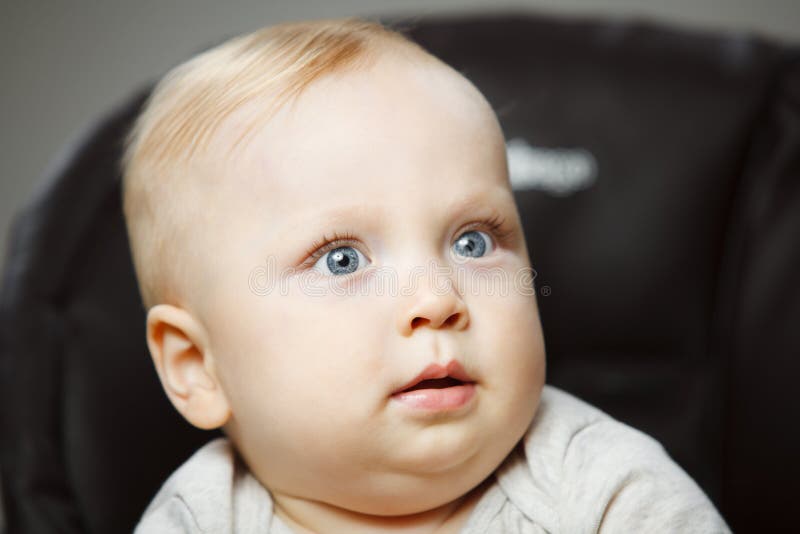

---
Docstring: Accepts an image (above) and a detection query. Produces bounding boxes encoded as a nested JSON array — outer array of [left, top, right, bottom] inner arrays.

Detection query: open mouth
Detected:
[[400, 376, 466, 392], [392, 361, 475, 396], [390, 363, 477, 411]]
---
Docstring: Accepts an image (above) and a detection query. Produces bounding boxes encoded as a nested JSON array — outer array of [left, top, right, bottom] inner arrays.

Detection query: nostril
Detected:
[[443, 313, 461, 327], [411, 317, 428, 328]]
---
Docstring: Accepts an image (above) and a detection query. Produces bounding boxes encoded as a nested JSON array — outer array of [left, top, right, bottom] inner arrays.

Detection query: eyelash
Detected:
[[303, 231, 361, 266], [462, 213, 514, 244], [302, 213, 515, 266]]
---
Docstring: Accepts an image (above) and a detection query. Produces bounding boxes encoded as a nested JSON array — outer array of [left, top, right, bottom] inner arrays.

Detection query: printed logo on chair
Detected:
[[506, 138, 597, 196]]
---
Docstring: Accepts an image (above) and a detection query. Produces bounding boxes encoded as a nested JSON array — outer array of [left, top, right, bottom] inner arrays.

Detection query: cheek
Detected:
[[468, 287, 546, 395], [211, 285, 389, 421]]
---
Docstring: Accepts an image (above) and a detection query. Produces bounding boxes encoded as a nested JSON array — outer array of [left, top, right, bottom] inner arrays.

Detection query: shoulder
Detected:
[[509, 385, 660, 488], [495, 385, 730, 532], [135, 437, 273, 534], [526, 384, 667, 465]]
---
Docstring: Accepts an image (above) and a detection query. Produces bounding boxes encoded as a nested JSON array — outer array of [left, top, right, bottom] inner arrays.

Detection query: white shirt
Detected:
[[136, 385, 730, 533]]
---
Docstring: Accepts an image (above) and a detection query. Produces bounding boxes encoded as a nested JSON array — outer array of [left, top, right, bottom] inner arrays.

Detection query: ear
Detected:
[[146, 304, 231, 430]]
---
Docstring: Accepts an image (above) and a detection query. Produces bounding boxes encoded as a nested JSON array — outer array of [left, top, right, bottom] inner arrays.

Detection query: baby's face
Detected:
[[197, 53, 546, 515]]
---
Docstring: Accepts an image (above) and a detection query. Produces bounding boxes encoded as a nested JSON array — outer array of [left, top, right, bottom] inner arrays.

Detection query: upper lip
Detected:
[[392, 360, 474, 395]]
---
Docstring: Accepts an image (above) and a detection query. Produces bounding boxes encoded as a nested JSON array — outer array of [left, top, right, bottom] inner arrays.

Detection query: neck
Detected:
[[272, 476, 493, 534]]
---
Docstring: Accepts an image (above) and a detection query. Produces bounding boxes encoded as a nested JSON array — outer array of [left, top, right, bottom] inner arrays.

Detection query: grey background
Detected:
[[1, 0, 799, 274]]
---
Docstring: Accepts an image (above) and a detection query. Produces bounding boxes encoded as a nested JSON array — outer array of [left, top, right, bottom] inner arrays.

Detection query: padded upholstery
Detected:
[[2, 12, 798, 533]]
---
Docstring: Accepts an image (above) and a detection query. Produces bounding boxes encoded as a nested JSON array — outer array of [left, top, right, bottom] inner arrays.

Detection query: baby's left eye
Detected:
[[452, 230, 494, 258]]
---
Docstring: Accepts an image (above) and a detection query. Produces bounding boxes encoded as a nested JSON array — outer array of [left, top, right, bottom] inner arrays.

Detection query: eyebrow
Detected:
[[443, 189, 512, 220], [297, 203, 386, 229], [282, 187, 513, 246], [303, 188, 510, 225]]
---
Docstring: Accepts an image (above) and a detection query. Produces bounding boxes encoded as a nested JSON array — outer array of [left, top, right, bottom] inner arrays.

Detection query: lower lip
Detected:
[[391, 383, 476, 411]]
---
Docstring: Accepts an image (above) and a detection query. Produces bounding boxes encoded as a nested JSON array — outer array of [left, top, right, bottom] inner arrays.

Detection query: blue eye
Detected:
[[453, 230, 493, 258], [312, 245, 368, 276]]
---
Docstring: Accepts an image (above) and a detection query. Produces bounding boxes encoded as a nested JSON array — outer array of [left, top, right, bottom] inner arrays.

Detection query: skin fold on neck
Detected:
[[272, 475, 494, 534]]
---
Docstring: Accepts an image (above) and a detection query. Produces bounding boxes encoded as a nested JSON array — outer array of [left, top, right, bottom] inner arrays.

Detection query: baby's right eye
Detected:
[[312, 246, 369, 276]]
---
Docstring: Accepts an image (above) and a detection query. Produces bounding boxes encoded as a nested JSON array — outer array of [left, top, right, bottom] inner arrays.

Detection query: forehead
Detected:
[[205, 53, 510, 234]]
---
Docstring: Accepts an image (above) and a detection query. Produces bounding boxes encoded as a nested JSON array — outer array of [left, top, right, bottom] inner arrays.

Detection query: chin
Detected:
[[331, 478, 479, 517], [385, 426, 485, 475]]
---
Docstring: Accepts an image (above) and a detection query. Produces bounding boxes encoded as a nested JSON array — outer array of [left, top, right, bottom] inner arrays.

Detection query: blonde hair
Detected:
[[122, 18, 428, 310]]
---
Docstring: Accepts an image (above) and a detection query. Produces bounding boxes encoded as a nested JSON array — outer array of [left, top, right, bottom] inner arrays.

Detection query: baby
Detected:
[[122, 18, 729, 533]]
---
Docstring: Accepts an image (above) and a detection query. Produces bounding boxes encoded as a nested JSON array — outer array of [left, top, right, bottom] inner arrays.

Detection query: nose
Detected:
[[396, 267, 470, 336]]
